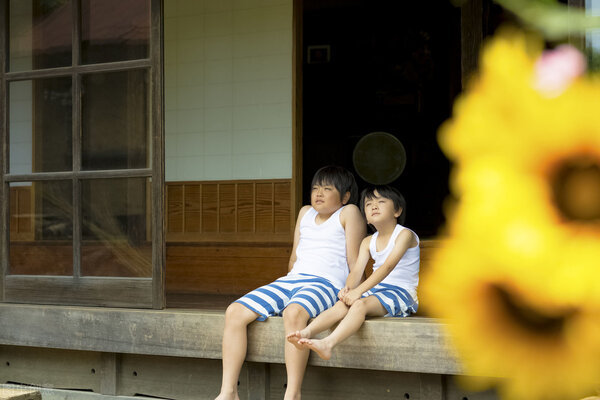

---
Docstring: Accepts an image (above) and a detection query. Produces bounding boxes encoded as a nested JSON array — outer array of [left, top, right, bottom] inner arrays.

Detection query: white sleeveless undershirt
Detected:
[[288, 206, 348, 288], [369, 224, 420, 298]]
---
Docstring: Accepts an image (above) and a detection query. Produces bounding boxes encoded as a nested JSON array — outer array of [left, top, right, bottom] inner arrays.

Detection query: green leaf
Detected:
[[494, 0, 600, 39]]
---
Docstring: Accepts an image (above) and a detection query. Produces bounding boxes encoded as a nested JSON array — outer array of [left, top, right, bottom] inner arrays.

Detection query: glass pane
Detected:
[[9, 78, 73, 174], [81, 178, 152, 277], [9, 181, 73, 276], [81, 0, 150, 64], [9, 0, 72, 71], [81, 70, 149, 170]]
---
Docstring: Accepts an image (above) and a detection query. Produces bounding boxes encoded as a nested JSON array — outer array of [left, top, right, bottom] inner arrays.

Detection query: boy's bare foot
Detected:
[[286, 329, 311, 350], [298, 338, 333, 360]]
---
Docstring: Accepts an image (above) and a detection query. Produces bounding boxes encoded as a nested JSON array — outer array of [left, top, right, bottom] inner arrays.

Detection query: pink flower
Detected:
[[534, 45, 587, 96]]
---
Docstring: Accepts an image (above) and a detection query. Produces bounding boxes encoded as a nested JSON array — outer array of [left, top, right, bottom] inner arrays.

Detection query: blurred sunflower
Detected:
[[423, 30, 600, 400], [423, 236, 600, 400], [440, 31, 600, 235]]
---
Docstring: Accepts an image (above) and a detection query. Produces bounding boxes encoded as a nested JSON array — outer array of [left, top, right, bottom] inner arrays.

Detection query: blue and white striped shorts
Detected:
[[235, 274, 340, 321], [364, 283, 418, 317]]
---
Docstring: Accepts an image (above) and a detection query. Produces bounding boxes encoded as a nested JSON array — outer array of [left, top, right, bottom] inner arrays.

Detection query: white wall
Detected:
[[164, 0, 293, 182]]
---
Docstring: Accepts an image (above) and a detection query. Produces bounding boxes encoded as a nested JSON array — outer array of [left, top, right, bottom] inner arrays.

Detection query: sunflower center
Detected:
[[551, 157, 600, 222], [490, 284, 571, 337]]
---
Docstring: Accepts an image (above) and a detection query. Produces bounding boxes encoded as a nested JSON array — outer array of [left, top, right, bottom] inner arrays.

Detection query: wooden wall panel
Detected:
[[10, 187, 17, 233], [184, 185, 201, 233], [237, 183, 254, 233], [9, 244, 73, 275], [9, 186, 34, 241], [166, 185, 183, 233], [166, 179, 293, 242], [274, 182, 291, 233], [166, 243, 291, 295], [255, 183, 273, 233], [201, 184, 218, 233], [219, 184, 236, 233]]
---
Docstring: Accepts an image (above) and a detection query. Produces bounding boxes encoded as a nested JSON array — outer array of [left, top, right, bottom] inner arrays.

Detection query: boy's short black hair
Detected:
[[311, 165, 359, 205], [360, 185, 406, 225]]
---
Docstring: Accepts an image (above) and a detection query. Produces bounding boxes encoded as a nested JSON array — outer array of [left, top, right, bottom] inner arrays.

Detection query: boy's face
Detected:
[[363, 190, 401, 226], [311, 183, 347, 215]]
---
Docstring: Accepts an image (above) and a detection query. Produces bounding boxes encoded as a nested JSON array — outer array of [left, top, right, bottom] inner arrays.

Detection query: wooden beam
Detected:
[[150, 0, 166, 310], [246, 362, 269, 400], [100, 353, 118, 396], [568, 0, 586, 49], [3, 276, 152, 307], [0, 0, 7, 303], [292, 0, 304, 220], [0, 304, 461, 375], [461, 0, 483, 88]]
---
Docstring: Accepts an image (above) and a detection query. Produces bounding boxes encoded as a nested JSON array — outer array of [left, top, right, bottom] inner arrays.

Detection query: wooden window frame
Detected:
[[0, 0, 165, 309]]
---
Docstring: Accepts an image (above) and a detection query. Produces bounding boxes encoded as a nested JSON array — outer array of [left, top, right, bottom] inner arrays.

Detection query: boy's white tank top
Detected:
[[288, 206, 348, 288], [370, 224, 420, 298]]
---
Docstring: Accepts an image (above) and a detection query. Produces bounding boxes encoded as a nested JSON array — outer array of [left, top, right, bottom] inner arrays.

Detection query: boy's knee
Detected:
[[349, 299, 367, 314], [282, 304, 309, 321], [225, 303, 253, 325]]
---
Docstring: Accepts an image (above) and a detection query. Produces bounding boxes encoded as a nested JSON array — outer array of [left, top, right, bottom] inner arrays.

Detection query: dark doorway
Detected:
[[302, 0, 461, 237]]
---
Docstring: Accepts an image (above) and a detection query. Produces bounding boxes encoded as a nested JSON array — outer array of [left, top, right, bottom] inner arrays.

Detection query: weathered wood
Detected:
[[0, 353, 477, 400], [419, 373, 443, 400], [270, 363, 423, 400], [0, 389, 41, 400], [151, 0, 166, 310], [0, 346, 102, 392], [292, 0, 303, 220], [445, 375, 499, 400], [167, 179, 293, 240], [3, 276, 152, 308], [117, 354, 232, 399], [461, 0, 483, 87], [567, 0, 586, 50], [100, 353, 118, 396], [5, 169, 153, 182], [246, 362, 269, 400], [166, 242, 290, 295], [0, 0, 7, 303], [71, 0, 82, 282], [0, 304, 461, 375], [4, 60, 151, 82]]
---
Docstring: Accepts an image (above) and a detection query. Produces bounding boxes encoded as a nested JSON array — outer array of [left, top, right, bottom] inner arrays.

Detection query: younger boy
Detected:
[[215, 166, 365, 400]]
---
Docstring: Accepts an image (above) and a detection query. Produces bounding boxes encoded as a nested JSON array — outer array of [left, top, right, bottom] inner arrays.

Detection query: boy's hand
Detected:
[[342, 288, 362, 306], [338, 286, 349, 300]]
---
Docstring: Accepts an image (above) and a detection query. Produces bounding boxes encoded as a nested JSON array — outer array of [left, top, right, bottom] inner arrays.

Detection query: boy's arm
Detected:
[[343, 237, 371, 291], [343, 229, 416, 305], [340, 204, 367, 274], [288, 205, 311, 272]]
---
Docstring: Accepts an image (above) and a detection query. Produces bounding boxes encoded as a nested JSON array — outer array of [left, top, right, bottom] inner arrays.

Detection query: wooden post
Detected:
[[292, 0, 304, 221], [99, 353, 118, 396], [461, 0, 483, 88], [245, 362, 269, 400], [419, 374, 444, 400]]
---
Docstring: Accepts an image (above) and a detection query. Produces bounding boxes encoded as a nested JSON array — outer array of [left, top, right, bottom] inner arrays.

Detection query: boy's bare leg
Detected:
[[282, 304, 311, 400], [215, 303, 260, 400], [299, 296, 385, 360], [286, 301, 349, 349]]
